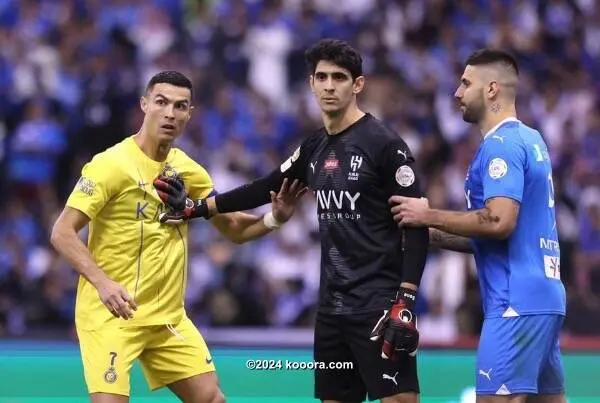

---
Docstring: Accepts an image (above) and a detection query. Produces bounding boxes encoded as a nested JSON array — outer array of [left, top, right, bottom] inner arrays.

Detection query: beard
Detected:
[[461, 93, 485, 123]]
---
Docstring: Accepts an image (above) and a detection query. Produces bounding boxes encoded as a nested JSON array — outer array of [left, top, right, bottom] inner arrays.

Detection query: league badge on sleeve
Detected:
[[280, 146, 300, 173], [395, 165, 415, 187], [488, 158, 508, 179]]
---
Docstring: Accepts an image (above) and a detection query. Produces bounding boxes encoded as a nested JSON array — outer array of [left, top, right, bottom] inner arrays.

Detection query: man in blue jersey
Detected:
[[389, 48, 567, 403]]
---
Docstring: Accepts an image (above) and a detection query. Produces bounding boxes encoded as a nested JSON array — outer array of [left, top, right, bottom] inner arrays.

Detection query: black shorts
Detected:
[[314, 311, 419, 401]]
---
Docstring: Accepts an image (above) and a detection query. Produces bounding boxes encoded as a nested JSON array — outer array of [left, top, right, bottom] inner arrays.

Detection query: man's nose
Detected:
[[324, 77, 335, 91], [164, 104, 175, 118]]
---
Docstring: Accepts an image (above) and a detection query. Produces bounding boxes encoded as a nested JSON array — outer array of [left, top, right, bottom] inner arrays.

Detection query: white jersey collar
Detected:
[[483, 117, 520, 139]]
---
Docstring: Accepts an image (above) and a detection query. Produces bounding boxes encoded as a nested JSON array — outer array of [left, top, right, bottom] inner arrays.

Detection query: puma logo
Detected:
[[479, 368, 492, 381], [382, 371, 399, 386]]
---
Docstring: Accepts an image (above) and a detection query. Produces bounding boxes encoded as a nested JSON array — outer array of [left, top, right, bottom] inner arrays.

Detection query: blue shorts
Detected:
[[476, 314, 565, 396]]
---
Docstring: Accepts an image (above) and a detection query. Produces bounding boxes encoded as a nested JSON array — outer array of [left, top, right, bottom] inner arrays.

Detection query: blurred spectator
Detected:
[[0, 0, 599, 340]]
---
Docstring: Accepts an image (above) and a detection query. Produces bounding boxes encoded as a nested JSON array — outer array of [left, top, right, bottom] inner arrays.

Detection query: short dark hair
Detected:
[[465, 48, 519, 76], [146, 71, 193, 97], [305, 38, 363, 80]]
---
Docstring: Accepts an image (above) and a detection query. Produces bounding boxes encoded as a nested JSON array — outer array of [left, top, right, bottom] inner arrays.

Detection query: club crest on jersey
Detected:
[[395, 165, 415, 187], [488, 158, 508, 179], [161, 164, 180, 179], [104, 368, 118, 384], [348, 155, 363, 181]]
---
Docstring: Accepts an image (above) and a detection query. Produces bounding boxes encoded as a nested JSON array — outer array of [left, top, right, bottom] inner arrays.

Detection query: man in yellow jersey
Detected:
[[50, 71, 307, 403]]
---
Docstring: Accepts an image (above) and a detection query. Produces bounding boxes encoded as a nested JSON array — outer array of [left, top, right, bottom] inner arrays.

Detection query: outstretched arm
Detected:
[[209, 179, 308, 243], [155, 144, 309, 221], [391, 196, 520, 240]]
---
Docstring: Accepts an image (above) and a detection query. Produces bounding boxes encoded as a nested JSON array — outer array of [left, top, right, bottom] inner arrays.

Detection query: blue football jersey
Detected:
[[464, 118, 566, 318]]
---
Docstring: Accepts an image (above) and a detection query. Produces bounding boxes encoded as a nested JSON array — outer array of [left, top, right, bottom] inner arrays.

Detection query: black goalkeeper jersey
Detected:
[[279, 113, 428, 315]]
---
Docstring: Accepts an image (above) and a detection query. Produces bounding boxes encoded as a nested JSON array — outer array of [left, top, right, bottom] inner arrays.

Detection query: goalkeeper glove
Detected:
[[153, 175, 209, 224], [369, 287, 419, 360]]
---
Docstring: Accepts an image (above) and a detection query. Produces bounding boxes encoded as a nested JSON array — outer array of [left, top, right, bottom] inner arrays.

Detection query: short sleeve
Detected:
[[381, 137, 423, 198], [170, 149, 216, 200], [184, 164, 215, 200], [480, 136, 526, 204], [66, 154, 118, 220]]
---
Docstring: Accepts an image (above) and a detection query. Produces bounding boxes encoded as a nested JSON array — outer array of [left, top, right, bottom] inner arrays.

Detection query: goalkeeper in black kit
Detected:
[[154, 39, 429, 403]]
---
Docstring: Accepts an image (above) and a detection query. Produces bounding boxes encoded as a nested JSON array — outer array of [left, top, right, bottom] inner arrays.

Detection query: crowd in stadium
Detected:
[[0, 0, 599, 340]]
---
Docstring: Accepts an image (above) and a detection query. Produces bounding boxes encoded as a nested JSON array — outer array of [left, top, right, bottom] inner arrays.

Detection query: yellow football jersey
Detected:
[[66, 135, 214, 330]]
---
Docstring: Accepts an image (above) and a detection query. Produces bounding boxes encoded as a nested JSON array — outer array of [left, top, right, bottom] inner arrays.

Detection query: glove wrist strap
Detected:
[[190, 199, 209, 219], [396, 287, 417, 311]]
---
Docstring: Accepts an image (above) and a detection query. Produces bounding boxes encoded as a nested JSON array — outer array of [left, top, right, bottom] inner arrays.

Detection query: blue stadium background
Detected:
[[0, 0, 599, 401]]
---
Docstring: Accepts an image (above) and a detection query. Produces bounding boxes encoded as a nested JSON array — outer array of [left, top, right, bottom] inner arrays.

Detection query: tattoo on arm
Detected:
[[430, 228, 473, 254], [475, 198, 519, 226], [475, 207, 500, 225]]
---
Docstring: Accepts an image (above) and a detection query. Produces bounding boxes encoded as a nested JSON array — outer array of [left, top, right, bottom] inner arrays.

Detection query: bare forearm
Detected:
[[215, 212, 274, 244], [429, 228, 473, 254], [426, 208, 507, 239], [50, 228, 107, 286]]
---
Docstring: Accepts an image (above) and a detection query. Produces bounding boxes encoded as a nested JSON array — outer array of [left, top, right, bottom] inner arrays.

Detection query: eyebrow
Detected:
[[315, 71, 350, 78], [154, 93, 189, 104]]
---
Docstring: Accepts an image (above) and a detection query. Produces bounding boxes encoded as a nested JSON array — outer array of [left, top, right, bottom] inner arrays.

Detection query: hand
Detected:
[[94, 276, 138, 320], [369, 287, 419, 360], [389, 196, 431, 227], [153, 175, 209, 224], [270, 178, 309, 223], [153, 175, 188, 211]]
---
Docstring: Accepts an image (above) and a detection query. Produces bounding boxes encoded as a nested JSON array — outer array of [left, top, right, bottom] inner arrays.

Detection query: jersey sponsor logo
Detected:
[[76, 176, 96, 196], [540, 237, 560, 253], [324, 158, 339, 169], [488, 158, 508, 179], [134, 200, 166, 221], [315, 190, 361, 221], [136, 202, 149, 219], [316, 190, 360, 210], [544, 255, 561, 280], [395, 165, 415, 187]]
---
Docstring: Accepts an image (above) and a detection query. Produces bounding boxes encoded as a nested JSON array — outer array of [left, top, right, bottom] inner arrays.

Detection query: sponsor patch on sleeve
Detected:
[[76, 176, 96, 196]]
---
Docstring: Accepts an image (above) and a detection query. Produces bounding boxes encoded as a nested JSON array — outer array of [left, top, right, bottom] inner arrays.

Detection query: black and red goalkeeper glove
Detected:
[[370, 287, 419, 360], [153, 175, 209, 224]]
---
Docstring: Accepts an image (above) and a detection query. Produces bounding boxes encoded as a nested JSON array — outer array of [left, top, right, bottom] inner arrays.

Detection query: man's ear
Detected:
[[353, 76, 365, 94], [187, 105, 194, 122], [140, 96, 148, 113], [309, 75, 315, 93], [487, 81, 500, 100]]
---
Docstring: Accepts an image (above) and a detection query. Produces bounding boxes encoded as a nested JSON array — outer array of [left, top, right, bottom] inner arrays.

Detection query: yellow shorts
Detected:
[[76, 316, 215, 396]]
